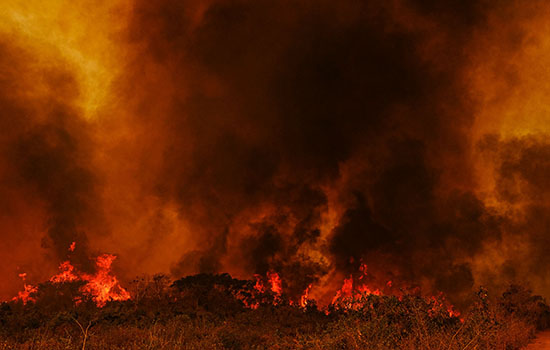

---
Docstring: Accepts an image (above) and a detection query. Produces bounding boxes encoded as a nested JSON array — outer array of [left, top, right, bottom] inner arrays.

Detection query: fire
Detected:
[[429, 294, 461, 319], [80, 254, 131, 307], [331, 263, 383, 307], [12, 273, 37, 305], [12, 284, 38, 305], [267, 271, 282, 297], [240, 264, 461, 317], [332, 277, 354, 305], [300, 284, 312, 308], [13, 248, 130, 307], [12, 260, 461, 320], [250, 271, 283, 306], [253, 274, 266, 294], [50, 261, 78, 283]]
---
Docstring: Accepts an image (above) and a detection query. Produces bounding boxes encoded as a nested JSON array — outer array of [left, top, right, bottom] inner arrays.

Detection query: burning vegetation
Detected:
[[4, 246, 549, 349], [2, 269, 550, 349], [3, 0, 550, 348]]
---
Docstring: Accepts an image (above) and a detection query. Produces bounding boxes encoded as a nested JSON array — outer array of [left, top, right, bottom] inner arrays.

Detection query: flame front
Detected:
[[15, 251, 130, 307]]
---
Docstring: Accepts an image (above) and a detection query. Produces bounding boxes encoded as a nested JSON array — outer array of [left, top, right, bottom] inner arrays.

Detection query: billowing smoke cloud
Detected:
[[119, 0, 493, 303], [0, 39, 98, 298], [3, 0, 550, 307]]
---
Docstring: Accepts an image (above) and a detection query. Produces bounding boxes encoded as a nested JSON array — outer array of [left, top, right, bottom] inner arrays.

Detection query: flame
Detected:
[[253, 274, 266, 294], [12, 284, 38, 305], [429, 294, 461, 319], [50, 261, 78, 283], [267, 271, 282, 297], [332, 277, 354, 305], [13, 246, 130, 307], [80, 254, 131, 307], [12, 273, 37, 305], [13, 259, 461, 319], [300, 284, 312, 308], [331, 263, 382, 306], [250, 272, 283, 306]]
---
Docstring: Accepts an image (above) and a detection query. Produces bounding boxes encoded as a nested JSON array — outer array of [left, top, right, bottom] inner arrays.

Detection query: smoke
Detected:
[[0, 39, 99, 298], [119, 0, 490, 303], [3, 0, 550, 306]]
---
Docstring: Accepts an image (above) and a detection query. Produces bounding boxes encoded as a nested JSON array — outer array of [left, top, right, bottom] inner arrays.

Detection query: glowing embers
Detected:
[[13, 244, 130, 307]]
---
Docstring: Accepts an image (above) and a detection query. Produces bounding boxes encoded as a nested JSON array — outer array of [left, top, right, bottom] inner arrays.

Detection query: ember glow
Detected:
[[3, 0, 550, 315]]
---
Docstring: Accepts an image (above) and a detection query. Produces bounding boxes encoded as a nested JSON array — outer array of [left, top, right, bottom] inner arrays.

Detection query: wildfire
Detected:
[[13, 250, 130, 307], [12, 273, 37, 305], [266, 271, 282, 297], [80, 254, 131, 307], [12, 254, 459, 319], [300, 284, 312, 308], [250, 271, 283, 307], [331, 263, 382, 307], [50, 261, 78, 283], [253, 274, 266, 294]]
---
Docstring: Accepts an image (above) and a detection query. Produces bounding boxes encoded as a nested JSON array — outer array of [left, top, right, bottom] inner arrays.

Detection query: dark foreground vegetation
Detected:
[[1, 274, 549, 350]]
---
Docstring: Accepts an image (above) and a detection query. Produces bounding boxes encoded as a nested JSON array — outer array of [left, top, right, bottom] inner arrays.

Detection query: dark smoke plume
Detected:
[[121, 0, 496, 304]]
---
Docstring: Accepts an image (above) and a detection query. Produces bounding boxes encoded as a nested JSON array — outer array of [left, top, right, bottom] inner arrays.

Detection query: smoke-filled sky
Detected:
[[2, 0, 550, 306]]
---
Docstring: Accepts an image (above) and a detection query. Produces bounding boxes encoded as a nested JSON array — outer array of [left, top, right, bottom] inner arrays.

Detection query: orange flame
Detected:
[[50, 261, 78, 283], [80, 254, 131, 307], [13, 253, 459, 318], [267, 271, 282, 297], [13, 246, 130, 307], [12, 273, 37, 304], [253, 274, 266, 294], [300, 284, 312, 308], [331, 264, 387, 308]]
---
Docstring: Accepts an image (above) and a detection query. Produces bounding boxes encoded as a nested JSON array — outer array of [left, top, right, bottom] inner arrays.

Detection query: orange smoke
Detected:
[[3, 0, 550, 309]]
